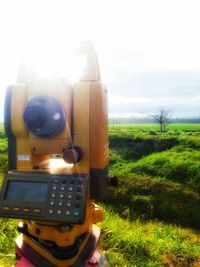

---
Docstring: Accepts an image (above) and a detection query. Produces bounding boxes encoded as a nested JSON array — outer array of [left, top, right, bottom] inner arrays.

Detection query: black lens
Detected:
[[24, 106, 46, 128], [23, 96, 66, 138]]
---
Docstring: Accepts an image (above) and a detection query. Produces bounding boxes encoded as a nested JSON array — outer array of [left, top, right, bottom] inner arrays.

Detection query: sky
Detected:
[[0, 0, 200, 121]]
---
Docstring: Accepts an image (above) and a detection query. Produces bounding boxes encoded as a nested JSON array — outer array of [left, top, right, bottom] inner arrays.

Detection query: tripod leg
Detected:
[[15, 256, 36, 267]]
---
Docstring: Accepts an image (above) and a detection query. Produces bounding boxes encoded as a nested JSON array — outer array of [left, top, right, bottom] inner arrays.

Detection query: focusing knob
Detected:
[[63, 147, 83, 164]]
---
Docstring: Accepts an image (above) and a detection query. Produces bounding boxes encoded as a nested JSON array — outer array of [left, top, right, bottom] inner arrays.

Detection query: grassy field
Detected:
[[0, 124, 200, 266], [101, 124, 200, 266], [109, 123, 200, 132]]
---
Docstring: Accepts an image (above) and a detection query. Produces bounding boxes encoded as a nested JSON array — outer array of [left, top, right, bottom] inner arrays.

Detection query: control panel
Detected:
[[0, 171, 89, 224]]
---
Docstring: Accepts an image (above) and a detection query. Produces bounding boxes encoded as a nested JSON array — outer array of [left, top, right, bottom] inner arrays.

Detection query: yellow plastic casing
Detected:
[[10, 80, 72, 171], [9, 80, 107, 266], [90, 82, 108, 171]]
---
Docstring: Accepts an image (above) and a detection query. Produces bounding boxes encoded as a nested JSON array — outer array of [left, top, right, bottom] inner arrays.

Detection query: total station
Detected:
[[0, 42, 109, 267]]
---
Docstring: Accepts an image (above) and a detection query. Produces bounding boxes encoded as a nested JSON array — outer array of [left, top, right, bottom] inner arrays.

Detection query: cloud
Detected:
[[104, 69, 200, 118], [105, 69, 200, 97], [109, 94, 200, 118]]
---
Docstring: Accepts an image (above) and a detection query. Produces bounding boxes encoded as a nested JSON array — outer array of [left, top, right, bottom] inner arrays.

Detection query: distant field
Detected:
[[1, 123, 200, 132], [109, 123, 200, 132]]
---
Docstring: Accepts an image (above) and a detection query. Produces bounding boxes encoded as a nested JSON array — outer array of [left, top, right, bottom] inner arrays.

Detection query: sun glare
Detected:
[[23, 52, 87, 82], [0, 0, 104, 85], [50, 158, 73, 173]]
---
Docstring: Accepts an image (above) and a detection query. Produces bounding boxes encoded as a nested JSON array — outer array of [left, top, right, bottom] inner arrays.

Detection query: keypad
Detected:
[[47, 175, 88, 224]]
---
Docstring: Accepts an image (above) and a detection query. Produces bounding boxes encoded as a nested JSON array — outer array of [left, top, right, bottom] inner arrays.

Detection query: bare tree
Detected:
[[153, 108, 171, 133]]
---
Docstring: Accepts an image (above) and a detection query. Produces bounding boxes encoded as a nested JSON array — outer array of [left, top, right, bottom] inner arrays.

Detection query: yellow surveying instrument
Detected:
[[0, 43, 109, 266]]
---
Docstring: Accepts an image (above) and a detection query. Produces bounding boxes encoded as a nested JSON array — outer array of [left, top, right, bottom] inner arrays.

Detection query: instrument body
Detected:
[[0, 43, 109, 266]]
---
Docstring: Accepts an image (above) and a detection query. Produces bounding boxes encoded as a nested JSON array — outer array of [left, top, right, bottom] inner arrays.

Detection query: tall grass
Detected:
[[106, 131, 200, 265], [0, 218, 18, 267], [132, 148, 200, 188], [100, 206, 200, 266]]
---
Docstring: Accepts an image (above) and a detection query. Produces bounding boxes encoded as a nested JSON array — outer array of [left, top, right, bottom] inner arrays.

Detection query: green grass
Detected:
[[105, 129, 200, 266], [0, 125, 200, 266], [100, 206, 200, 266], [0, 218, 18, 267], [132, 148, 200, 188]]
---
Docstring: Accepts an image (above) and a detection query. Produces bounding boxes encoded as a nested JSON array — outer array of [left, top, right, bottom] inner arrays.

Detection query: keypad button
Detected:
[[66, 210, 70, 215], [53, 178, 59, 183], [76, 194, 81, 200], [67, 194, 72, 199], [75, 203, 80, 208], [52, 186, 57, 190], [58, 202, 63, 206], [69, 186, 73, 191], [77, 186, 81, 192], [57, 210, 62, 215], [62, 177, 67, 184], [60, 186, 65, 191], [70, 178, 75, 184], [50, 201, 55, 206], [24, 208, 30, 212], [59, 194, 64, 198], [51, 193, 56, 198], [73, 211, 80, 216], [14, 207, 20, 211], [49, 210, 53, 214], [67, 202, 71, 207], [34, 209, 41, 213]]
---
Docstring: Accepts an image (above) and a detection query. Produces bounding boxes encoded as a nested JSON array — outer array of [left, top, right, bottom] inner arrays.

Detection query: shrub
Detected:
[[131, 149, 200, 188], [148, 130, 157, 135]]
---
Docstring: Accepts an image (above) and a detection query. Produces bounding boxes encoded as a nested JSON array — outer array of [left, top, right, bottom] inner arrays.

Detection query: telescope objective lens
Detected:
[[23, 96, 66, 138]]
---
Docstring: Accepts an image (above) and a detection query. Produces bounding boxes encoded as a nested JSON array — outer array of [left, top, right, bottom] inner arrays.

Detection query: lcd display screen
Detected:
[[5, 181, 48, 202]]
